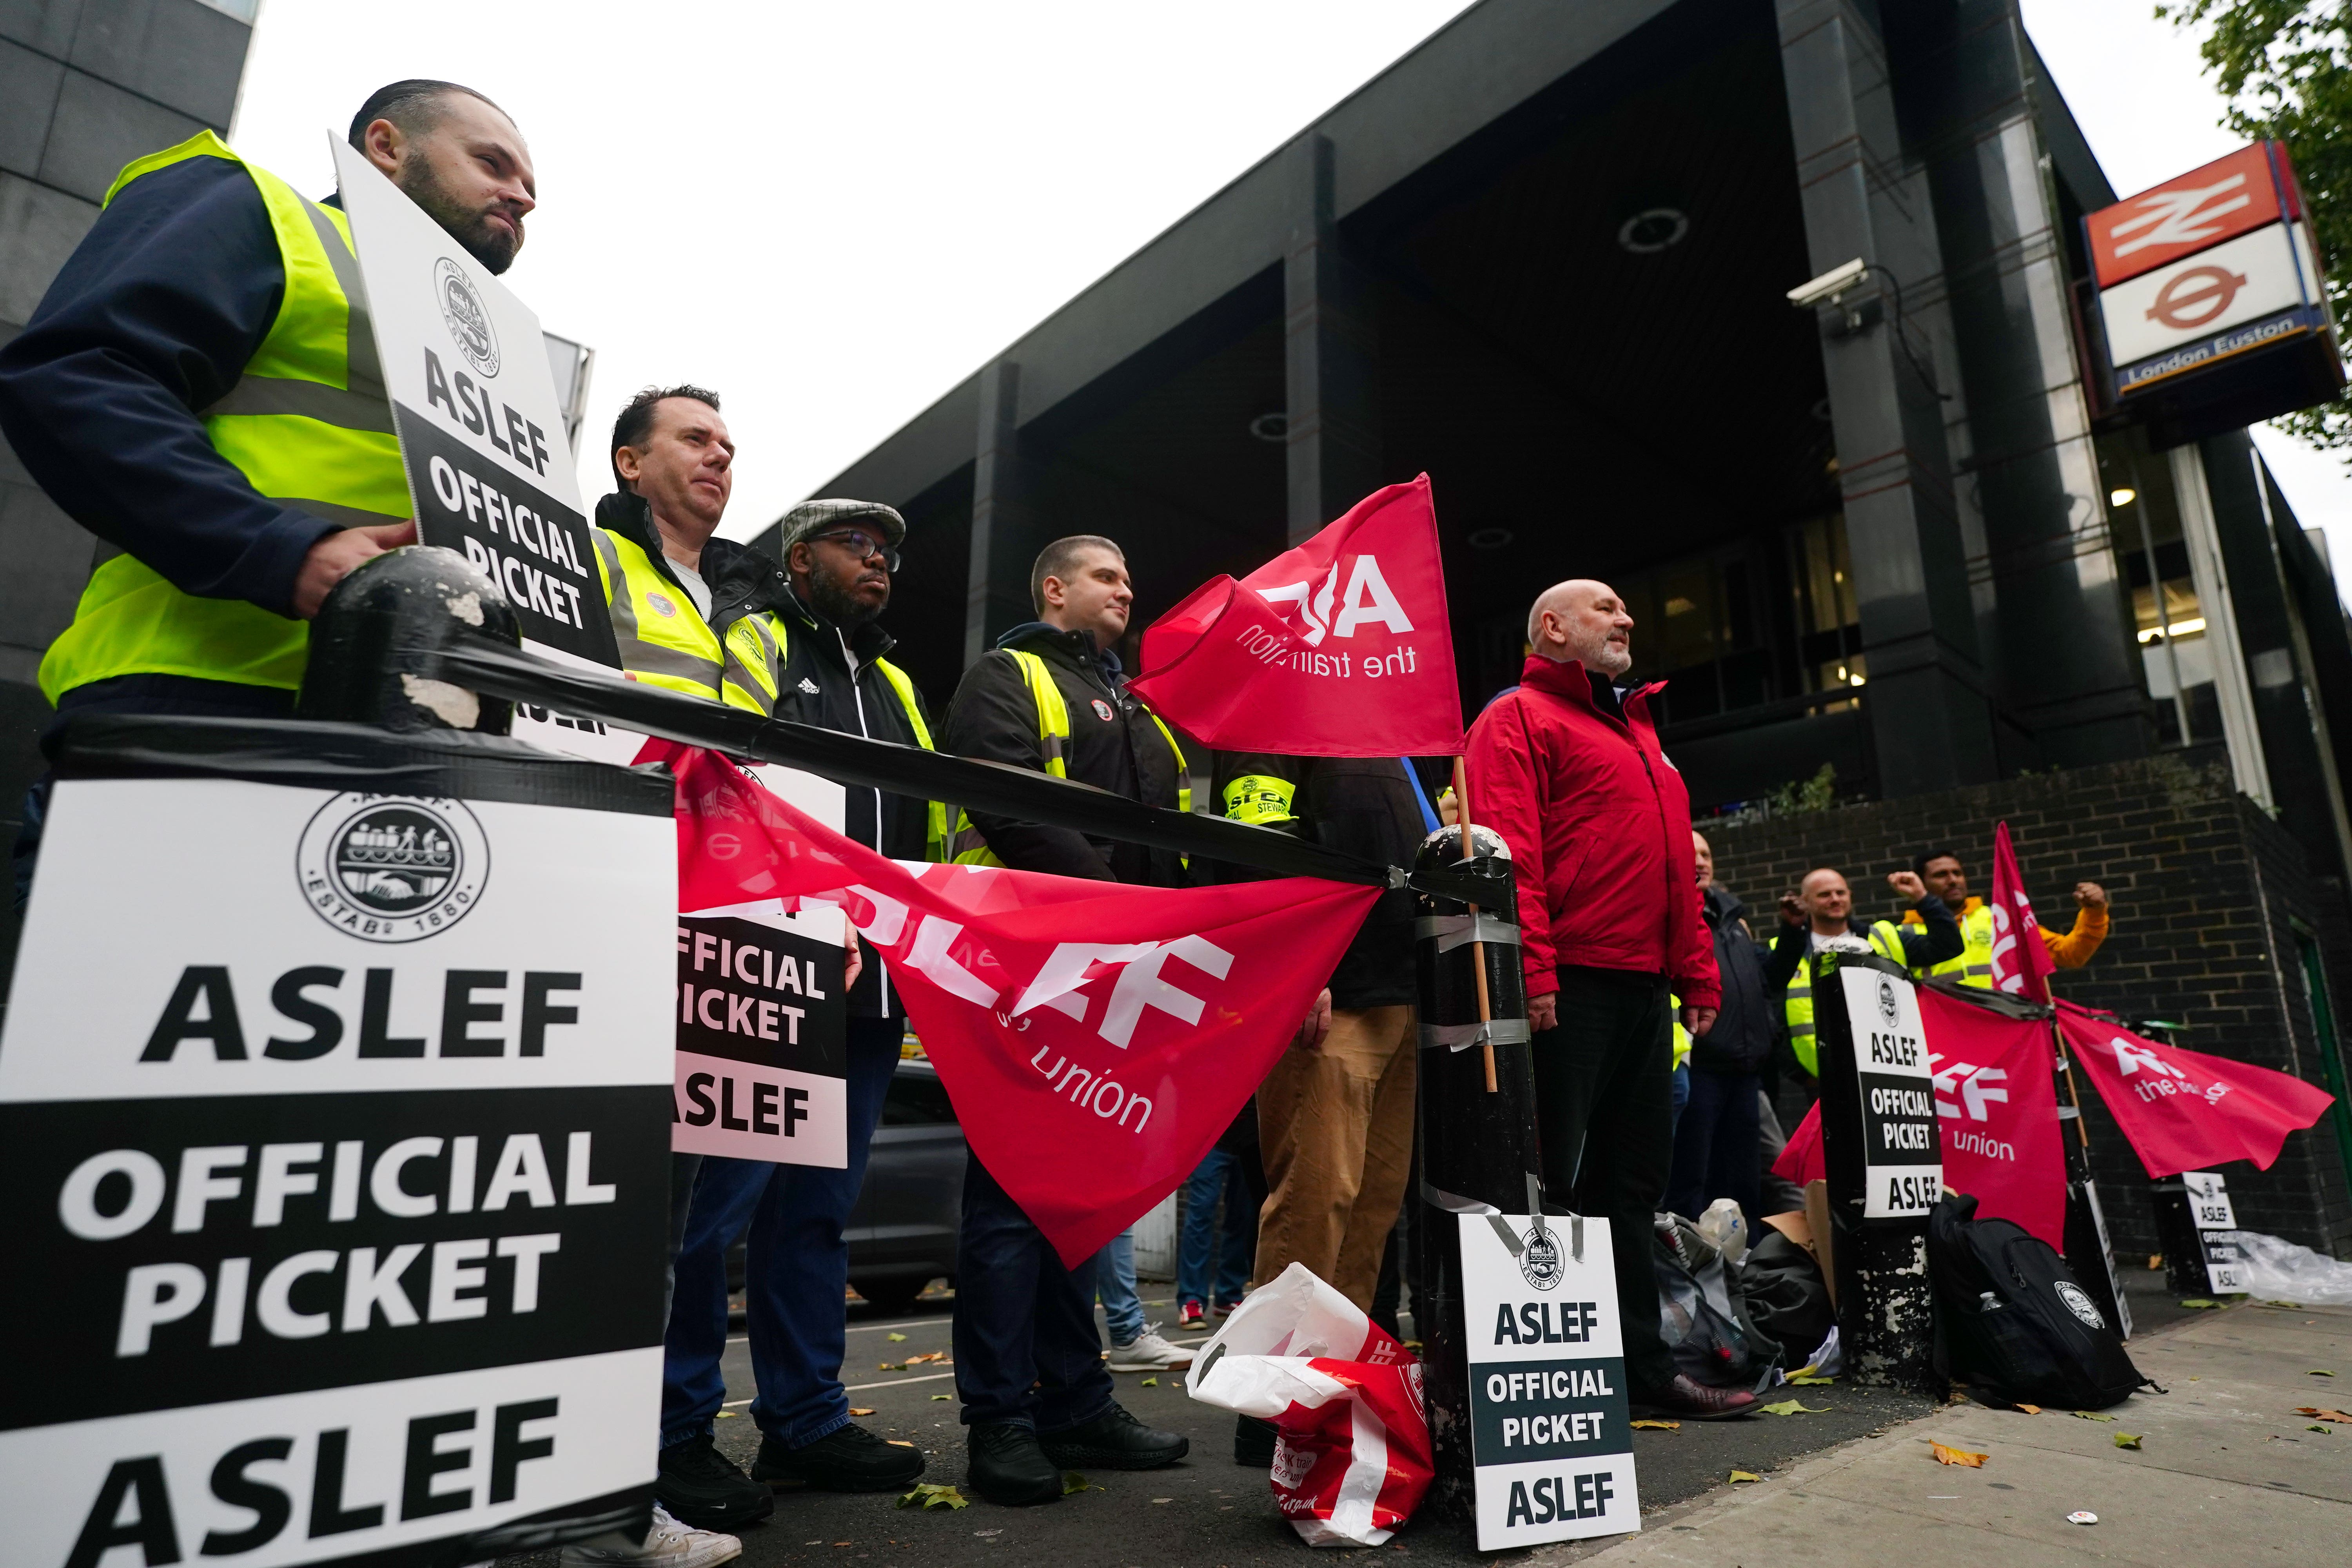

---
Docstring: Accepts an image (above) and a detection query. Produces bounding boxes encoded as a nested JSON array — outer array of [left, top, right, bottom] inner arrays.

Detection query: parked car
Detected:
[[726, 1056, 965, 1316]]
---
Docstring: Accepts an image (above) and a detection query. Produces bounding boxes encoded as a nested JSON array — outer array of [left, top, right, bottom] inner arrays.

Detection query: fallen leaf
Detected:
[[2179, 1299, 2223, 1309], [2014, 1404, 2043, 1416], [1728, 1470, 1762, 1484], [1151, 1497, 1173, 1504], [897, 1483, 968, 1511], [1789, 1375, 1836, 1386], [906, 1351, 947, 1364], [2307, 1425, 2332, 1435], [2310, 1370, 2337, 1377], [849, 1408, 876, 1417], [1630, 1419, 1681, 1430], [2296, 1408, 2350, 1422], [716, 1411, 738, 1419], [2113, 1433, 2143, 1450], [931, 1394, 952, 1401], [2072, 1411, 2116, 1422], [1759, 1400, 1828, 1416], [2147, 1254, 2163, 1269], [888, 1333, 908, 1343], [1062, 1472, 1094, 1495], [1930, 1443, 1988, 1468], [887, 1440, 917, 1448], [878, 1363, 904, 1371], [1140, 1377, 1159, 1388]]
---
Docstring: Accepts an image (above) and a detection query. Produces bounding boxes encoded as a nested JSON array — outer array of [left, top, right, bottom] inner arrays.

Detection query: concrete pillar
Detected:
[[1904, 4, 2151, 766], [1776, 0, 1997, 797], [1282, 135, 1382, 546], [964, 359, 1047, 665]]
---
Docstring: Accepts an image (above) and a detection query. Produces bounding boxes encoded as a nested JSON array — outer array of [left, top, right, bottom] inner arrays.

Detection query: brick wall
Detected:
[[1700, 744, 2352, 1258]]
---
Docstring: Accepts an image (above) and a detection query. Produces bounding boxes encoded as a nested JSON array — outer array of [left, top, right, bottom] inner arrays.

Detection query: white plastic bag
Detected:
[[1186, 1262, 1430, 1547], [2211, 1230, 2352, 1305], [1695, 1198, 1749, 1266]]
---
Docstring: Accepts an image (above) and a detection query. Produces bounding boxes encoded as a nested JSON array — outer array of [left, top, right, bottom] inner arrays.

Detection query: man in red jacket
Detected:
[[1465, 579, 1755, 1419]]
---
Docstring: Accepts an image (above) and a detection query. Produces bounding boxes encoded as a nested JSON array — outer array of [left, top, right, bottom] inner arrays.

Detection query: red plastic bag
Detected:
[[1185, 1263, 1432, 1546]]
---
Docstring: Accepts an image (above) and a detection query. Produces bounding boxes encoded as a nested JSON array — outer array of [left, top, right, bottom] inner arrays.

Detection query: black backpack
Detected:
[[1927, 1193, 2153, 1410], [1739, 1229, 1835, 1363]]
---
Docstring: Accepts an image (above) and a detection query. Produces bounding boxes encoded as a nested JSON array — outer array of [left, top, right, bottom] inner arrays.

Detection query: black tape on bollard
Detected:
[[299, 545, 523, 734], [1407, 824, 1550, 1523]]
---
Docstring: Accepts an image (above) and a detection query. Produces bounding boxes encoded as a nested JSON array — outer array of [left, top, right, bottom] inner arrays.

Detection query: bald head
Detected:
[[1528, 579, 1634, 676]]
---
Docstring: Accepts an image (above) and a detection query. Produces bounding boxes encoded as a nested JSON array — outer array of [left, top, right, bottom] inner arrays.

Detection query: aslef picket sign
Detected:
[[2181, 1171, 2248, 1294], [1459, 1213, 1639, 1550], [328, 136, 635, 766], [1839, 966, 1943, 1220], [673, 763, 851, 1167], [0, 717, 674, 1568]]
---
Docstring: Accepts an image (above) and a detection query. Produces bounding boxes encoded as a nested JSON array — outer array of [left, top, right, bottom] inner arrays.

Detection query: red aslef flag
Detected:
[[653, 742, 1381, 1263], [1129, 475, 1464, 755], [2057, 1000, 2336, 1178], [1987, 821, 2057, 1003]]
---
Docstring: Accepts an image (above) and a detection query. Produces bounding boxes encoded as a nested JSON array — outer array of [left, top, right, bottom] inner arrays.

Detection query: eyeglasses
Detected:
[[808, 529, 899, 572]]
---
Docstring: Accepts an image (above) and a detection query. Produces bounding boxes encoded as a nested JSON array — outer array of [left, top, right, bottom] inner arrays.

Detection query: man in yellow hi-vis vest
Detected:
[[938, 534, 1191, 1506], [1902, 847, 2112, 987], [1764, 866, 1964, 1081], [0, 80, 529, 902]]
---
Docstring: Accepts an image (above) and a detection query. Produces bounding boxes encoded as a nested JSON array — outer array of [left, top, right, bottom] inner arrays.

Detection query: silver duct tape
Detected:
[[1419, 1017, 1533, 1052], [1414, 913, 1523, 952]]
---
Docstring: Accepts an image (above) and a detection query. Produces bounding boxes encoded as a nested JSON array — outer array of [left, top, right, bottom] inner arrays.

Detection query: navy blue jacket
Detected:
[[0, 156, 342, 623]]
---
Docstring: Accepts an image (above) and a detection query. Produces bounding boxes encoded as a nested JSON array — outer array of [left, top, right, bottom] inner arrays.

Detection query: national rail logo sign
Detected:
[[296, 793, 490, 942], [436, 255, 501, 376]]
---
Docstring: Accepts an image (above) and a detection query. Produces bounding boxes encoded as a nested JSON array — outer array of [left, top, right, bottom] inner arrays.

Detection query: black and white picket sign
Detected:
[[2180, 1171, 2248, 1293], [1837, 965, 1942, 1220], [1457, 1213, 1638, 1549], [673, 763, 851, 1167], [0, 717, 674, 1568], [328, 137, 633, 765]]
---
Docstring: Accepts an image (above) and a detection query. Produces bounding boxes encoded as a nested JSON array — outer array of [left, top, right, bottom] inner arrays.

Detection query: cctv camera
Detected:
[[1787, 258, 1870, 309]]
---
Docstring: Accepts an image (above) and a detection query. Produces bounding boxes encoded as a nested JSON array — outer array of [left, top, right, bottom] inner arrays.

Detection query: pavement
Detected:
[[497, 1270, 2337, 1567]]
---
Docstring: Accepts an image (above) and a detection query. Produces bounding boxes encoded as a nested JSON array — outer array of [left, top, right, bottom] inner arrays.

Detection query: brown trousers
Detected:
[[1253, 1004, 1417, 1310]]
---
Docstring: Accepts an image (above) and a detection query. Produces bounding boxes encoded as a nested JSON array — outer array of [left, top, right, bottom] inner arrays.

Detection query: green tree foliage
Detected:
[[2158, 2, 2352, 459]]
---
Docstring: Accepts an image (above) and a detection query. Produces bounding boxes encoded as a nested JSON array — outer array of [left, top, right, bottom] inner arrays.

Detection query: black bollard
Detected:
[[297, 544, 519, 731], [1410, 824, 1544, 1521], [1813, 951, 1945, 1397]]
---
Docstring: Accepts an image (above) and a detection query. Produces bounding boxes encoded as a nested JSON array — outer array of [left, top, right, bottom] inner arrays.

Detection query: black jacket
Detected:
[[1689, 885, 1774, 1074], [940, 621, 1186, 887], [1763, 895, 1964, 991], [1209, 753, 1433, 1008]]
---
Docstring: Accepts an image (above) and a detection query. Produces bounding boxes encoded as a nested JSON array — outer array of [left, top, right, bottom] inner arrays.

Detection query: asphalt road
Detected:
[[505, 1268, 2194, 1567]]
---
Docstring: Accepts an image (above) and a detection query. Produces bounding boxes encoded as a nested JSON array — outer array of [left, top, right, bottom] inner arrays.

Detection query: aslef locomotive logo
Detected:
[[1877, 976, 1900, 1022], [2053, 1279, 2107, 1331], [435, 256, 501, 377], [1519, 1225, 1564, 1291], [297, 793, 490, 942]]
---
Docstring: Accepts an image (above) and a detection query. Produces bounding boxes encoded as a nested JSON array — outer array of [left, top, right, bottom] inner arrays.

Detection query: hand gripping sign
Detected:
[[1458, 1214, 1638, 1549], [329, 138, 634, 764], [0, 717, 675, 1568]]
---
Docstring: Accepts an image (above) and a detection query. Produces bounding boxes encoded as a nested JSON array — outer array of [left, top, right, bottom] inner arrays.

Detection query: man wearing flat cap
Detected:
[[659, 495, 947, 1520]]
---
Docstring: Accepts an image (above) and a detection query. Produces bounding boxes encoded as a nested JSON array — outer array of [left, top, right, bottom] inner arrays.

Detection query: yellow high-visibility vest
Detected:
[[1784, 924, 1906, 1076], [589, 526, 780, 714], [950, 647, 1189, 866], [41, 131, 410, 703], [1916, 900, 1996, 988]]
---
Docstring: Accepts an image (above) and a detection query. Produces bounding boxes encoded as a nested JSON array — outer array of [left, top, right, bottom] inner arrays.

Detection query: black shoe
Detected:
[[752, 1423, 927, 1492], [1038, 1403, 1189, 1471], [655, 1434, 775, 1531], [1630, 1374, 1760, 1422], [966, 1422, 1063, 1507], [1234, 1413, 1277, 1468]]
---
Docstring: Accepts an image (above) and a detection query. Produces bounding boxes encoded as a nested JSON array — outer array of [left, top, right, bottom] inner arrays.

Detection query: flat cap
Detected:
[[775, 497, 907, 555]]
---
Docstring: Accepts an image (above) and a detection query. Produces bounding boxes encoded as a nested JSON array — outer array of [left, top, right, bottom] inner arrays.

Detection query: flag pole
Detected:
[[1452, 755, 1499, 1093]]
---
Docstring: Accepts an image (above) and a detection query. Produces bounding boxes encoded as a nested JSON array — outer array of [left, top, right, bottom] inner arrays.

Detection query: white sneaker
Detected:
[[1108, 1323, 1196, 1372], [558, 1503, 742, 1567]]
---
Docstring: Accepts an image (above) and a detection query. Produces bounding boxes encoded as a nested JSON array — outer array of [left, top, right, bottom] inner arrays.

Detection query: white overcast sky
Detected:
[[231, 0, 2352, 577]]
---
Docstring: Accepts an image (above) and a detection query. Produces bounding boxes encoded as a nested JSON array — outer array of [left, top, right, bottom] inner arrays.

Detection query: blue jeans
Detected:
[[1670, 1060, 1690, 1134], [1176, 1149, 1252, 1308], [1095, 1228, 1143, 1343], [953, 1153, 1115, 1433], [661, 1018, 901, 1450]]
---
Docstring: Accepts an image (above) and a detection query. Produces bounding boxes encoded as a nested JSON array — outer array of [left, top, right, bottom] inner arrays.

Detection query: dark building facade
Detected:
[[762, 0, 2352, 1252]]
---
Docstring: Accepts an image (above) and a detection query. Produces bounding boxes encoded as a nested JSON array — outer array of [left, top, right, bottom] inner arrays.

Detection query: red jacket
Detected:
[[1464, 656, 1719, 1009]]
